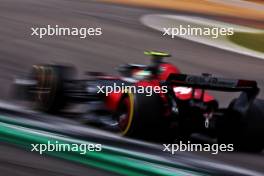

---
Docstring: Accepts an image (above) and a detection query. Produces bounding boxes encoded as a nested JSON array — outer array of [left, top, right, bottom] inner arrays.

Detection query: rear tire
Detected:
[[217, 99, 264, 152]]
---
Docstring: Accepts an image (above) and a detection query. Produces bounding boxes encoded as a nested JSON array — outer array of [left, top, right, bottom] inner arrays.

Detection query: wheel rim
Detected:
[[33, 65, 57, 110]]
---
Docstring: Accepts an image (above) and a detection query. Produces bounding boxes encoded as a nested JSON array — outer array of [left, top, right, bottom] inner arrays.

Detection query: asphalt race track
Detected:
[[0, 102, 263, 176], [0, 0, 264, 175], [0, 143, 120, 176]]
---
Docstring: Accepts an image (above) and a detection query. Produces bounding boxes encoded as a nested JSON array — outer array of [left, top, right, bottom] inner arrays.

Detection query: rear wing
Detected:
[[166, 74, 259, 92], [166, 73, 259, 114]]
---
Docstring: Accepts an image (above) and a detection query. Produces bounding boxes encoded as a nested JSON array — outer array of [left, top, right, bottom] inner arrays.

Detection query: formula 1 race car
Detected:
[[14, 51, 264, 152]]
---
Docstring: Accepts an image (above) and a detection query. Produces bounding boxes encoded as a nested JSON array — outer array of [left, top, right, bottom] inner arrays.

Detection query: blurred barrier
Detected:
[[0, 102, 263, 176], [0, 116, 205, 176], [100, 0, 264, 20]]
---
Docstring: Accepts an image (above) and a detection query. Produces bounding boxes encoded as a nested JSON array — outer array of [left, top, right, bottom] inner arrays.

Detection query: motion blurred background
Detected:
[[0, 0, 263, 175]]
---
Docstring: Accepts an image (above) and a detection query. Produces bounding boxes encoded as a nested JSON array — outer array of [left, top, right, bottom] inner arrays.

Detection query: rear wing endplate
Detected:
[[167, 74, 259, 92]]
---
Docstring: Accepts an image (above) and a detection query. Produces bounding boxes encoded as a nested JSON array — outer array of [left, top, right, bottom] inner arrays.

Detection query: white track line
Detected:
[[141, 14, 264, 60]]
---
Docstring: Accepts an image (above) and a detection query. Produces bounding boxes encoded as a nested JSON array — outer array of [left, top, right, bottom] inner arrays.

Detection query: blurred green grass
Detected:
[[228, 32, 264, 53]]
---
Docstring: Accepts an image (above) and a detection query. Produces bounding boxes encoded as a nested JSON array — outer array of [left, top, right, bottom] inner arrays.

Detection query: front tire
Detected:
[[217, 99, 264, 152], [31, 65, 75, 113]]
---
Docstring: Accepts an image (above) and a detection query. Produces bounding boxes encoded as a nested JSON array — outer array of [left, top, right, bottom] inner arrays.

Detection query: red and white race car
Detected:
[[14, 51, 264, 152]]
